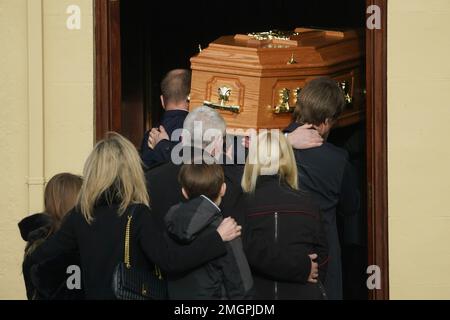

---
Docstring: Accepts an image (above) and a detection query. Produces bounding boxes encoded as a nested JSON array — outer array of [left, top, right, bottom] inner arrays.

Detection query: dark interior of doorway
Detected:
[[120, 0, 368, 300]]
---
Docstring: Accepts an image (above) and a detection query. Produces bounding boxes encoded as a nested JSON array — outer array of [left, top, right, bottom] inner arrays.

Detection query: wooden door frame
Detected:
[[94, 0, 121, 141], [94, 0, 390, 299], [366, 0, 389, 300]]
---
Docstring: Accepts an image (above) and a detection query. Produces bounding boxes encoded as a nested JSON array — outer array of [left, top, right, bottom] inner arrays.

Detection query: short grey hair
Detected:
[[183, 106, 227, 149]]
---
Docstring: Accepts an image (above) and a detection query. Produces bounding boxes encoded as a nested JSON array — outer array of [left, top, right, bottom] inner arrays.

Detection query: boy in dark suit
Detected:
[[284, 77, 360, 300]]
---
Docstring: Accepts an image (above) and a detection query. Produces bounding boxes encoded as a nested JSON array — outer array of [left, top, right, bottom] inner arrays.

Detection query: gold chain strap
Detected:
[[124, 215, 132, 269], [124, 208, 163, 280]]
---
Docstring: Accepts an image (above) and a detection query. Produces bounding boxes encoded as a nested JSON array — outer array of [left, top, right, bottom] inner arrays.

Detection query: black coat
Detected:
[[285, 122, 360, 300], [145, 147, 244, 229], [165, 196, 253, 299], [19, 213, 84, 300], [235, 176, 329, 300], [28, 202, 226, 300]]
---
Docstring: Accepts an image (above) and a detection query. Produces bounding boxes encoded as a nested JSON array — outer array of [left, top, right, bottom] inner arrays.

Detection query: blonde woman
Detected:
[[235, 130, 329, 300], [29, 132, 241, 299]]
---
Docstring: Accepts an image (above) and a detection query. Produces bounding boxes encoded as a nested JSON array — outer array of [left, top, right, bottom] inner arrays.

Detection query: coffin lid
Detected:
[[191, 28, 363, 77]]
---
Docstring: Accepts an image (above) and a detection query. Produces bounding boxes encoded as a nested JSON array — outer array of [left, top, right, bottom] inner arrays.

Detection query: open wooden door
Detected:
[[95, 0, 121, 141], [95, 0, 149, 147]]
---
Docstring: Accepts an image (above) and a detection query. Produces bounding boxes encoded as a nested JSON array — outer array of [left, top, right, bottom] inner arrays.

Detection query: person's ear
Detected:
[[181, 187, 190, 200], [160, 95, 166, 110], [325, 118, 335, 131], [219, 183, 227, 198], [313, 123, 324, 135], [215, 137, 224, 154]]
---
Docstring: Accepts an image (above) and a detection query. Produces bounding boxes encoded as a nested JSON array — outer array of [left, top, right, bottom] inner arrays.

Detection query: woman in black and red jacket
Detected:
[[235, 130, 329, 300]]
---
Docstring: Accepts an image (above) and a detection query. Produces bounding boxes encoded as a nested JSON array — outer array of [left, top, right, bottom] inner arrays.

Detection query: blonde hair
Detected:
[[241, 130, 298, 193], [78, 132, 149, 223]]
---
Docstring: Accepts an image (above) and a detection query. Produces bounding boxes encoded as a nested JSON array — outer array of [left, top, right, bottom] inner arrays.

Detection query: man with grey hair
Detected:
[[182, 106, 227, 147], [145, 106, 248, 296], [150, 105, 233, 163], [146, 106, 241, 229], [175, 106, 232, 164]]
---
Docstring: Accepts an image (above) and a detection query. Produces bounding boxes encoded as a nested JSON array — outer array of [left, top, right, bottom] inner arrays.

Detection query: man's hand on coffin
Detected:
[[148, 126, 169, 150], [287, 124, 323, 150]]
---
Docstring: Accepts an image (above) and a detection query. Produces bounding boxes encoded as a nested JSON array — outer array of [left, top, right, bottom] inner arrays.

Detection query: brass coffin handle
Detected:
[[204, 86, 241, 114], [204, 101, 241, 114], [339, 80, 353, 105], [273, 88, 296, 114]]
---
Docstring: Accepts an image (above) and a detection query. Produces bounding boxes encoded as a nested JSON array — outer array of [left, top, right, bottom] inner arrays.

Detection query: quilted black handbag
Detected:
[[111, 205, 168, 300]]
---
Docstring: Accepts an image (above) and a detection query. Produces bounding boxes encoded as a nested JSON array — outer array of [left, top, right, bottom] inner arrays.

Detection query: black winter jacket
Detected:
[[19, 213, 84, 300], [235, 176, 328, 300], [165, 196, 253, 300]]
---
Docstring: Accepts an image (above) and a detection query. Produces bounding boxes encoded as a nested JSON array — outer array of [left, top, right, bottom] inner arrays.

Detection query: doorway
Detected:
[[94, 0, 388, 300]]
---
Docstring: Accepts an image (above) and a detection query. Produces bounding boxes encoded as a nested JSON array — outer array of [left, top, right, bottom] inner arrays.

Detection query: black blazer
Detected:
[[285, 122, 360, 300], [28, 202, 226, 300]]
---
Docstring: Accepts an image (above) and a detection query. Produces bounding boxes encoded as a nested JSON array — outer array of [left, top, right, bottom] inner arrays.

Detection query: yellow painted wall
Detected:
[[0, 0, 94, 299], [43, 0, 94, 178], [0, 0, 30, 300], [388, 0, 450, 299]]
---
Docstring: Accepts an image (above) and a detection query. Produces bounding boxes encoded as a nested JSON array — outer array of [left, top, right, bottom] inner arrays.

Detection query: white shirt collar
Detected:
[[200, 195, 221, 212]]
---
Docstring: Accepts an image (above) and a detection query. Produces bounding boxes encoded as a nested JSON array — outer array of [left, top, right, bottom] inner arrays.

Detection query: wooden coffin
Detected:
[[190, 28, 364, 131]]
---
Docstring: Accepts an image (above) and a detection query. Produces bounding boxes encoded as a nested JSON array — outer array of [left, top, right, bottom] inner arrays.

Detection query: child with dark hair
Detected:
[[18, 173, 84, 300], [165, 163, 253, 300]]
